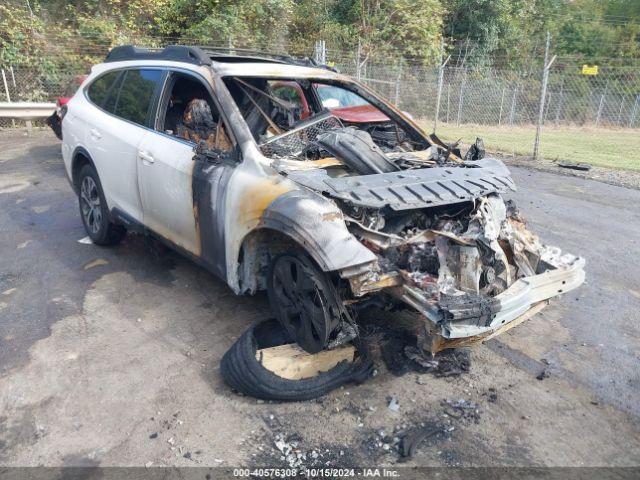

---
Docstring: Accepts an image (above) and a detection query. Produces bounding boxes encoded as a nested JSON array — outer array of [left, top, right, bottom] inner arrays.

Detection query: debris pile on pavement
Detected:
[[273, 433, 350, 469], [536, 369, 551, 380], [361, 419, 451, 461], [251, 430, 358, 469], [375, 324, 471, 378], [360, 396, 483, 462], [441, 398, 481, 423], [404, 346, 471, 377]]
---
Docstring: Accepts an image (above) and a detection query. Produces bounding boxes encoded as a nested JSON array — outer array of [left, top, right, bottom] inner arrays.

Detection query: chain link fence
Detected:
[[329, 53, 640, 129], [2, 38, 639, 161]]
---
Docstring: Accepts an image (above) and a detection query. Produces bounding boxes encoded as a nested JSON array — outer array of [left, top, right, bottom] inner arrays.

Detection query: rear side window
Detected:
[[86, 71, 121, 109], [114, 69, 164, 126]]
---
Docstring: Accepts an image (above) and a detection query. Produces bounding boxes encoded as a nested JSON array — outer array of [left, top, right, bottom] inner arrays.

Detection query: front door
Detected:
[[137, 70, 235, 259]]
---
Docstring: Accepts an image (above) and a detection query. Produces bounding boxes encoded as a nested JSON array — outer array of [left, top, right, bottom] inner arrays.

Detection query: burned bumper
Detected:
[[394, 255, 584, 346]]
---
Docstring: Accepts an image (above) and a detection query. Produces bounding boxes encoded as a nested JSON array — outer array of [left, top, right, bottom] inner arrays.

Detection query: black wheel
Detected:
[[77, 164, 126, 246], [267, 253, 342, 354]]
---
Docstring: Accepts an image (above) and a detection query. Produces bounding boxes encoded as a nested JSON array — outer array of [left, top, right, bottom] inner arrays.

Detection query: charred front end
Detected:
[[222, 72, 585, 353], [264, 116, 584, 352]]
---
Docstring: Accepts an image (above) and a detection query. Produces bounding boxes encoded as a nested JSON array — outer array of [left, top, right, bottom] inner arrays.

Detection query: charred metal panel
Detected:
[[192, 159, 235, 279], [261, 190, 377, 272], [321, 159, 515, 211]]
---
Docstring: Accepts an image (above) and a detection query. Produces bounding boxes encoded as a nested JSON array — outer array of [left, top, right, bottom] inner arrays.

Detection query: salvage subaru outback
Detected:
[[62, 45, 585, 357]]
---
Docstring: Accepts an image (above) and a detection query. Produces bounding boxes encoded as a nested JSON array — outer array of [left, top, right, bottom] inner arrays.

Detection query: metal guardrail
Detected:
[[0, 102, 56, 119]]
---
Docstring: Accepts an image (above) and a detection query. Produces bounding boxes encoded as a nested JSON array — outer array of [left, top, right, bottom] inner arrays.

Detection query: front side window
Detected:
[[86, 71, 121, 109], [114, 69, 164, 126], [159, 72, 233, 152]]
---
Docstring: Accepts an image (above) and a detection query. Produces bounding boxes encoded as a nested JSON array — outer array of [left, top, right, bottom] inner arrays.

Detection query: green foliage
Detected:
[[0, 3, 47, 67], [0, 0, 638, 77], [154, 0, 295, 49]]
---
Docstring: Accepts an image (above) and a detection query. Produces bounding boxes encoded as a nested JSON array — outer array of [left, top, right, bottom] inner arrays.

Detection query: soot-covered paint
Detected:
[[191, 155, 235, 280]]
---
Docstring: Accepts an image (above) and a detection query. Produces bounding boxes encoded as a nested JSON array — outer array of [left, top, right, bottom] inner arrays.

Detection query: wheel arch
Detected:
[[70, 146, 97, 194], [236, 226, 327, 295]]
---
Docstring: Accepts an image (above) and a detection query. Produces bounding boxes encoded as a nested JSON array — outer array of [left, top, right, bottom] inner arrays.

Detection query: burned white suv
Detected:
[[62, 45, 585, 356]]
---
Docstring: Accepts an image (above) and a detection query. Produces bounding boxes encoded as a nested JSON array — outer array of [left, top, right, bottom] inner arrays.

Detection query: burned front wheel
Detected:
[[267, 253, 342, 354]]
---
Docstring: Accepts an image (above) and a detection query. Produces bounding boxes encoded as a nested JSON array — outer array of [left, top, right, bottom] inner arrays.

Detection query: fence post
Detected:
[[394, 64, 402, 107], [456, 70, 466, 126], [355, 39, 362, 80], [314, 40, 326, 64], [555, 79, 564, 124], [433, 55, 450, 132], [534, 32, 555, 160], [629, 94, 639, 128], [509, 87, 517, 125], [616, 97, 625, 125], [498, 86, 506, 125], [446, 83, 451, 123], [596, 80, 609, 127], [1, 69, 11, 102], [544, 91, 552, 123]]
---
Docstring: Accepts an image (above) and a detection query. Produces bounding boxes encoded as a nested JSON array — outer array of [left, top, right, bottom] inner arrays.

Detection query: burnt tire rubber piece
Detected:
[[220, 319, 374, 401], [77, 164, 126, 246]]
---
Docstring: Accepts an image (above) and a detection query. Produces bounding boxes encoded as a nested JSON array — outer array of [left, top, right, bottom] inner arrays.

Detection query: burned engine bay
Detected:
[[226, 76, 586, 349]]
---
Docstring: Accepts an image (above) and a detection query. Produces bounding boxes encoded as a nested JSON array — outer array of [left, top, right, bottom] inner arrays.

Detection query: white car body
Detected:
[[62, 46, 585, 353]]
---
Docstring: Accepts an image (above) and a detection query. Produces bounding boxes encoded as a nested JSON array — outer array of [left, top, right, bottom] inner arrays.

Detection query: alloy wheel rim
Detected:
[[80, 176, 101, 234], [272, 256, 332, 353]]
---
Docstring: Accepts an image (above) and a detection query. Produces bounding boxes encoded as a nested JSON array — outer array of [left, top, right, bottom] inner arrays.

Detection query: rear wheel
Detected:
[[267, 253, 342, 354], [77, 164, 126, 246]]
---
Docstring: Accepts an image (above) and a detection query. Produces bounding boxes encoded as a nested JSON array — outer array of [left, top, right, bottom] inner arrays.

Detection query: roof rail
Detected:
[[104, 45, 211, 66], [104, 44, 337, 72], [198, 46, 337, 71]]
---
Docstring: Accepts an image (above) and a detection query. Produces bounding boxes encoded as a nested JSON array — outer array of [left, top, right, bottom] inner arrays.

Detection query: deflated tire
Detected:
[[220, 319, 373, 401]]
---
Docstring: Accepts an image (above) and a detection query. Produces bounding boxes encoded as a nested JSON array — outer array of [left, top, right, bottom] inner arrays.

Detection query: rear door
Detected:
[[84, 68, 164, 222]]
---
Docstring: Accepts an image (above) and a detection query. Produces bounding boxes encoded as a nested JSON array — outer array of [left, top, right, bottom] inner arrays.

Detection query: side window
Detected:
[[159, 71, 233, 152], [86, 71, 121, 110], [113, 69, 164, 126], [103, 74, 124, 113]]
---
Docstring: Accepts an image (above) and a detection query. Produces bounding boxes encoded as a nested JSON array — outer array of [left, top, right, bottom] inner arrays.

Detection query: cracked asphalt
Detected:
[[0, 130, 639, 468]]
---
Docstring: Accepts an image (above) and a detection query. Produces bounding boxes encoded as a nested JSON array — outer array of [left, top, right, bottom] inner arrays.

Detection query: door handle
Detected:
[[89, 128, 102, 140], [138, 150, 155, 164]]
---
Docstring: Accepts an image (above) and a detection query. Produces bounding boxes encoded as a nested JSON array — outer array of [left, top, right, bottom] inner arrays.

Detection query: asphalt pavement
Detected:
[[0, 130, 638, 468]]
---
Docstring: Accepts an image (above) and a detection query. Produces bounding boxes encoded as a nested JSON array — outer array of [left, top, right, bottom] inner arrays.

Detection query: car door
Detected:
[[136, 127, 200, 255], [136, 69, 234, 256], [83, 68, 164, 223]]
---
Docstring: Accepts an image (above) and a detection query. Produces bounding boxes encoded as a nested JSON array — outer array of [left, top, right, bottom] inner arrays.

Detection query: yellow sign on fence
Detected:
[[582, 64, 598, 75]]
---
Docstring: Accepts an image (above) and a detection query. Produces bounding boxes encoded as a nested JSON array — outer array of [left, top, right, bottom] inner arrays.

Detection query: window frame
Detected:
[[152, 67, 237, 151], [85, 70, 124, 112], [112, 68, 166, 128], [83, 67, 167, 129]]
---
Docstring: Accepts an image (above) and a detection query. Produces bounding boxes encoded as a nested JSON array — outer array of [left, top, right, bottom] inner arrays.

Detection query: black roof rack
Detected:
[[104, 45, 211, 66], [198, 46, 291, 64], [104, 45, 337, 72], [200, 47, 337, 71]]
